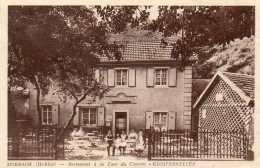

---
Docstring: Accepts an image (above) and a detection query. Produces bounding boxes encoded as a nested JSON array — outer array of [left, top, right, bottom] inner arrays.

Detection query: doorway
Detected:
[[113, 111, 129, 135]]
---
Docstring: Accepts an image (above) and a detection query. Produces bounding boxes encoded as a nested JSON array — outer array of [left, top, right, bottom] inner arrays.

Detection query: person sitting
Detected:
[[135, 130, 145, 157], [105, 130, 113, 156], [70, 127, 78, 138], [119, 130, 127, 155], [113, 133, 121, 156], [76, 126, 85, 137]]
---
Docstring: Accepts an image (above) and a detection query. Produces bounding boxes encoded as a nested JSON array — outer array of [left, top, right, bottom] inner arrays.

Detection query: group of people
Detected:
[[105, 129, 145, 156], [70, 127, 86, 137]]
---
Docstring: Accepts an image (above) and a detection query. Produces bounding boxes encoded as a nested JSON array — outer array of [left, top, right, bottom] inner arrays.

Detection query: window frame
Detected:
[[114, 68, 129, 87], [41, 104, 53, 125], [153, 112, 168, 129], [154, 67, 169, 87], [80, 107, 98, 127]]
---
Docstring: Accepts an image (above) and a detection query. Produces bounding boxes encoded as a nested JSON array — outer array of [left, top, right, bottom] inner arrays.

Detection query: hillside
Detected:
[[194, 36, 255, 78]]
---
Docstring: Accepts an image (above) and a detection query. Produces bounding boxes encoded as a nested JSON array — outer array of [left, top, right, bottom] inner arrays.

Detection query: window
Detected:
[[216, 93, 224, 102], [80, 108, 97, 126], [115, 69, 128, 86], [155, 68, 168, 86], [153, 112, 168, 128], [41, 105, 53, 125], [202, 109, 207, 119]]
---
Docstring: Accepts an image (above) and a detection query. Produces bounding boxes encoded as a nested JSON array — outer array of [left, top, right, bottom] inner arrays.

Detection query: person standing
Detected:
[[119, 130, 127, 155], [105, 130, 113, 156], [135, 130, 145, 157]]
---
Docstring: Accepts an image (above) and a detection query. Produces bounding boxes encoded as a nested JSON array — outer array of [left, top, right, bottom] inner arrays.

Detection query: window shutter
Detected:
[[95, 69, 100, 82], [97, 106, 105, 126], [73, 107, 79, 126], [146, 111, 153, 129], [108, 69, 115, 86], [128, 68, 136, 87], [52, 104, 59, 126], [147, 68, 154, 87], [168, 111, 176, 130], [168, 68, 177, 87], [101, 69, 108, 85]]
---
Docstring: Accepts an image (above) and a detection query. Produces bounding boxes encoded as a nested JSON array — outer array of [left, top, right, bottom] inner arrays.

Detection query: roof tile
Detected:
[[99, 41, 175, 62], [222, 72, 254, 99]]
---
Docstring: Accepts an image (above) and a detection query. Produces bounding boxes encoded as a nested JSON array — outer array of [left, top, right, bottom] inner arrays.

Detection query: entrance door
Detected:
[[113, 112, 129, 135]]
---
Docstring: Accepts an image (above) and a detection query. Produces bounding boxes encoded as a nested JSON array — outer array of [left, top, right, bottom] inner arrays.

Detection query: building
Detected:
[[11, 40, 193, 134], [193, 71, 254, 146]]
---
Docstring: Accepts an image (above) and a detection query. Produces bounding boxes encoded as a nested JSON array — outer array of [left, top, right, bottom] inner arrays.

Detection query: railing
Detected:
[[147, 128, 249, 160], [8, 126, 64, 160]]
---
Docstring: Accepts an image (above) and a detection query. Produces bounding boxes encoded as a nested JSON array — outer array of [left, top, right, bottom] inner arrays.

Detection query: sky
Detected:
[[93, 6, 159, 22], [147, 6, 159, 20]]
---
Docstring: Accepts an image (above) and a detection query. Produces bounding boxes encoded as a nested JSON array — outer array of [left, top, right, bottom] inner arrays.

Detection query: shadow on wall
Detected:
[[8, 90, 33, 135], [191, 79, 210, 132]]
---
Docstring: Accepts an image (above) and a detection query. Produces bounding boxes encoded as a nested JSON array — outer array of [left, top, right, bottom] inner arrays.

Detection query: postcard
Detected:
[[0, 0, 258, 168]]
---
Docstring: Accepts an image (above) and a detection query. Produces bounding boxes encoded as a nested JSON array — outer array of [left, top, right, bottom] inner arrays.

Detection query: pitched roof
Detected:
[[193, 71, 254, 108], [222, 72, 254, 99], [99, 40, 175, 62]]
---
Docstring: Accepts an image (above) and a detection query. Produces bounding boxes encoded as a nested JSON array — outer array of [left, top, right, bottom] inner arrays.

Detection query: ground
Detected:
[[64, 135, 148, 160]]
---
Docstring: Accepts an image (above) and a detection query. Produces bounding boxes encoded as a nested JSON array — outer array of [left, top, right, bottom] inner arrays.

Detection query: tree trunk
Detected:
[[55, 95, 87, 159], [33, 76, 42, 127], [54, 103, 78, 159], [65, 103, 78, 131], [56, 94, 87, 141], [56, 102, 78, 142], [36, 85, 42, 126]]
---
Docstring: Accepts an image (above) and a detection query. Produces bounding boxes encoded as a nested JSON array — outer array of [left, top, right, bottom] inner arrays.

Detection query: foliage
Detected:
[[8, 6, 150, 133], [96, 6, 150, 33], [8, 6, 63, 124], [148, 6, 255, 68], [8, 6, 56, 92]]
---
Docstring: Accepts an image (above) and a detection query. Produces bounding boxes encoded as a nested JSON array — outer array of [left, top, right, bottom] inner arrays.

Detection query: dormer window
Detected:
[[115, 69, 128, 86]]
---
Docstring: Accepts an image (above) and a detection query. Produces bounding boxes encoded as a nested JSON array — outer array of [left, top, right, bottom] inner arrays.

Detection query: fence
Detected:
[[147, 128, 249, 160], [8, 126, 64, 160]]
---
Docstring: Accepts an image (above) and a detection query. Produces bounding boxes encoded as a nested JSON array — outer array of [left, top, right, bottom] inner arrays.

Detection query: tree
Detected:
[[52, 6, 150, 139], [95, 6, 150, 33], [8, 6, 149, 132], [8, 6, 61, 125], [50, 7, 111, 139], [148, 6, 255, 68]]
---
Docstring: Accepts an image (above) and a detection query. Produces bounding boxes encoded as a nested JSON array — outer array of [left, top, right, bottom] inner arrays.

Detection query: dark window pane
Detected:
[[82, 110, 89, 125], [43, 112, 47, 123], [90, 108, 97, 124]]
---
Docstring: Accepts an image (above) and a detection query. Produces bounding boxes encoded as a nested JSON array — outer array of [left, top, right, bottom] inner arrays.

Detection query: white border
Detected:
[[0, 1, 259, 168]]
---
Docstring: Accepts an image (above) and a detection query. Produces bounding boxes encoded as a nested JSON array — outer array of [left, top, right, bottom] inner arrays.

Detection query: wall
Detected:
[[197, 77, 248, 132], [79, 65, 190, 130], [15, 64, 192, 131], [183, 66, 192, 129]]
